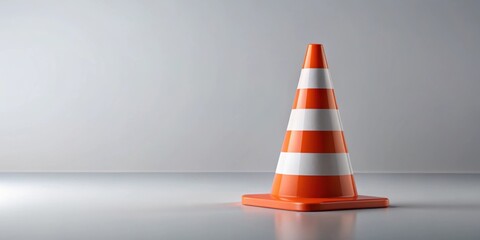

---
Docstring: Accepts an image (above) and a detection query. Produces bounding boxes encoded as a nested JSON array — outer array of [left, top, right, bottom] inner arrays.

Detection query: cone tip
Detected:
[[303, 43, 328, 69], [308, 43, 324, 47]]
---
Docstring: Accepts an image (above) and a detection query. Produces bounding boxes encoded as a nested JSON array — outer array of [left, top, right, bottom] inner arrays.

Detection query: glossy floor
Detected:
[[0, 173, 479, 239]]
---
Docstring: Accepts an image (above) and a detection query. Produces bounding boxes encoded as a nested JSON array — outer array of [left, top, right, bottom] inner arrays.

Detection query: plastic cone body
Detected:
[[242, 44, 389, 211]]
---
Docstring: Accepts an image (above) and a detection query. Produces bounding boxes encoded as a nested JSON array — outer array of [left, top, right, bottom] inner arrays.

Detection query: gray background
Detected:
[[0, 0, 479, 172]]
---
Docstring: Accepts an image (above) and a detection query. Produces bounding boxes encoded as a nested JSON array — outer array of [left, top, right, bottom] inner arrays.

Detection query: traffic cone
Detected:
[[242, 44, 389, 211]]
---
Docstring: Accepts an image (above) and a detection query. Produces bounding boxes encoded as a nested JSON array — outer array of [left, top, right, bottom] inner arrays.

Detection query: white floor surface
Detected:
[[0, 173, 479, 239]]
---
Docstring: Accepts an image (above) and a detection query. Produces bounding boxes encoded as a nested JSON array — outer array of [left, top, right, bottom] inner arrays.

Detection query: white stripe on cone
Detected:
[[275, 152, 353, 176], [297, 69, 333, 89], [287, 109, 343, 131]]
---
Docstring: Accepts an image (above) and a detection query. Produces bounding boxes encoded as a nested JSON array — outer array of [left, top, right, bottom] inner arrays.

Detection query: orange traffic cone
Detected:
[[242, 44, 389, 211]]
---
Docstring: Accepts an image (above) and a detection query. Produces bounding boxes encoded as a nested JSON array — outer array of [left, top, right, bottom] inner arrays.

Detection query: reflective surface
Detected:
[[0, 173, 479, 239]]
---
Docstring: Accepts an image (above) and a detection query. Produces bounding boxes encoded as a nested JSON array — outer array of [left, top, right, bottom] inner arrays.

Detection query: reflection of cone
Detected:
[[242, 44, 389, 211], [275, 211, 356, 240]]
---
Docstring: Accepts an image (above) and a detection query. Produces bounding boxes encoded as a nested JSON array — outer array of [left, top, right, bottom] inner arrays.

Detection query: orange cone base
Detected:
[[242, 194, 389, 212]]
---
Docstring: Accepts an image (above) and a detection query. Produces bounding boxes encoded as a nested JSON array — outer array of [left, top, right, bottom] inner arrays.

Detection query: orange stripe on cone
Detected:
[[302, 44, 328, 69], [272, 174, 357, 198], [292, 89, 338, 109], [282, 131, 348, 153]]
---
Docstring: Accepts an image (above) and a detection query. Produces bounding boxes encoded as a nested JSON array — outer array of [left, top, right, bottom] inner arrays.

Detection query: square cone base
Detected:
[[242, 194, 389, 212]]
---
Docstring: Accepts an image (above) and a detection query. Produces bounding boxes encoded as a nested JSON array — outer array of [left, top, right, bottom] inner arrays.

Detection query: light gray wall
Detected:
[[1, 0, 479, 172]]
